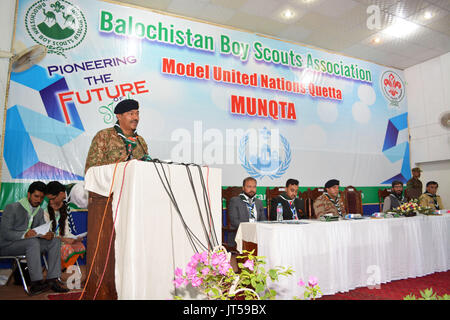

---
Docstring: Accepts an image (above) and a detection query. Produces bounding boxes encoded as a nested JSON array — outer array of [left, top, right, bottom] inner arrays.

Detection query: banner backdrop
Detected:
[[2, 0, 411, 207]]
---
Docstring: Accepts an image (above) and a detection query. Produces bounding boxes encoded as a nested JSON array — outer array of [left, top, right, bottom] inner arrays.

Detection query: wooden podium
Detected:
[[83, 160, 222, 299], [82, 191, 117, 300]]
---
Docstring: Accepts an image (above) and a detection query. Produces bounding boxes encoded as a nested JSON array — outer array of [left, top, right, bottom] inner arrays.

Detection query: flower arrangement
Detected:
[[389, 199, 435, 217], [294, 276, 323, 300], [173, 247, 320, 300]]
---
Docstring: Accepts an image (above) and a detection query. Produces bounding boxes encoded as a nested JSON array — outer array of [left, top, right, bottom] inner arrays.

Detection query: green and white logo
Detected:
[[25, 0, 87, 57]]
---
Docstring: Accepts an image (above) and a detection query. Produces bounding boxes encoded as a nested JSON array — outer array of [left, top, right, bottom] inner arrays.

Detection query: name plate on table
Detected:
[[260, 220, 309, 225], [344, 214, 364, 220], [319, 214, 339, 222]]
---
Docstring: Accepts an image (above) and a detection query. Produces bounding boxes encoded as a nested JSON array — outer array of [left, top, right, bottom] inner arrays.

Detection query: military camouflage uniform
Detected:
[[419, 193, 444, 210], [313, 193, 346, 218], [405, 177, 423, 200], [85, 127, 149, 173]]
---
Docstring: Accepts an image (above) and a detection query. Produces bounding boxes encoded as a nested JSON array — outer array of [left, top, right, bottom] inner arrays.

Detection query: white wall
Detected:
[[0, 0, 17, 154], [405, 52, 450, 209]]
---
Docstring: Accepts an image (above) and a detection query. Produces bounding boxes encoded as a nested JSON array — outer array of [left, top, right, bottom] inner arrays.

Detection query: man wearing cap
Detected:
[[85, 99, 151, 173], [405, 167, 423, 200], [313, 179, 346, 218], [419, 181, 444, 210]]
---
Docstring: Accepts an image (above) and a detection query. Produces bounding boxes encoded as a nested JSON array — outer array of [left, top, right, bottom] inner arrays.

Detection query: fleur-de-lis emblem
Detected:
[[383, 73, 402, 97], [50, 1, 65, 13]]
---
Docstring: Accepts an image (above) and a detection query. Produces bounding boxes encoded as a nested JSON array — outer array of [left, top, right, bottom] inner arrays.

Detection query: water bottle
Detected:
[[276, 203, 283, 222]]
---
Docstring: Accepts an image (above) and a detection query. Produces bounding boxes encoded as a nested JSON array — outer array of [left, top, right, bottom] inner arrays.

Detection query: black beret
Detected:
[[325, 179, 339, 189], [114, 99, 139, 114]]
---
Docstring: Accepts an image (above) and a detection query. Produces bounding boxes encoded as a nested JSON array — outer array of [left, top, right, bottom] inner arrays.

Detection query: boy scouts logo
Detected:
[[380, 71, 405, 107], [25, 0, 87, 57], [239, 127, 291, 180]]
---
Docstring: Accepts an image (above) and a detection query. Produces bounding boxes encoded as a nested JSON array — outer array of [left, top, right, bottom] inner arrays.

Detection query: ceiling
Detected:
[[111, 0, 450, 70]]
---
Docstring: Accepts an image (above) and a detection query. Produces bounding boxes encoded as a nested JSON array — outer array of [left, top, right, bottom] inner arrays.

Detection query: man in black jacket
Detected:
[[228, 177, 266, 247], [270, 179, 306, 220]]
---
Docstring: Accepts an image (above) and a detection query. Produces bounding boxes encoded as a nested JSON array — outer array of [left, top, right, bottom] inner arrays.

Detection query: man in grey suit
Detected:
[[228, 177, 266, 248], [0, 181, 68, 295]]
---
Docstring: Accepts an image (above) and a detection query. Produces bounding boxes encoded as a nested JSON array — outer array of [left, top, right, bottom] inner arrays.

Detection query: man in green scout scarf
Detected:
[[0, 181, 69, 295], [85, 98, 151, 173], [419, 181, 444, 210]]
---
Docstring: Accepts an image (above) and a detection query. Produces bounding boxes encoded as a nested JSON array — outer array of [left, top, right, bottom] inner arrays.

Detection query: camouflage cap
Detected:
[[412, 167, 422, 172]]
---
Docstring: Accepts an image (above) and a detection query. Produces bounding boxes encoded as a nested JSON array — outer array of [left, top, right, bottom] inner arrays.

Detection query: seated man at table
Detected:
[[382, 180, 407, 212], [313, 179, 346, 218], [269, 179, 306, 220], [419, 181, 444, 210], [228, 177, 266, 248]]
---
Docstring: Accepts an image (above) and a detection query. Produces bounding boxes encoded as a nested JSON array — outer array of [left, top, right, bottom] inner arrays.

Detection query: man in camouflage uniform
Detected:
[[405, 167, 423, 200], [85, 99, 150, 173], [313, 179, 346, 218]]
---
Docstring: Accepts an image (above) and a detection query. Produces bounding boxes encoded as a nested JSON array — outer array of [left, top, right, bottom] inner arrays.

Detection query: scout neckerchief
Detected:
[[425, 192, 440, 209], [324, 192, 343, 217], [240, 193, 256, 221], [53, 211, 61, 235], [19, 197, 41, 231], [390, 192, 406, 204], [280, 194, 298, 220], [114, 121, 152, 161]]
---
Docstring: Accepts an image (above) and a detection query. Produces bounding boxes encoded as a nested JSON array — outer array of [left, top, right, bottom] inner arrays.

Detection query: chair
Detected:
[[342, 186, 363, 214], [0, 253, 48, 295], [378, 188, 391, 212], [222, 186, 243, 252], [305, 187, 325, 219], [298, 191, 311, 218], [266, 187, 285, 220]]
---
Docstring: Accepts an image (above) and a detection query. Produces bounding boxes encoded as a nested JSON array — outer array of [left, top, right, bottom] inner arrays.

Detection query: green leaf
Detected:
[[255, 283, 265, 293], [251, 277, 258, 289], [268, 269, 278, 281], [420, 288, 437, 300]]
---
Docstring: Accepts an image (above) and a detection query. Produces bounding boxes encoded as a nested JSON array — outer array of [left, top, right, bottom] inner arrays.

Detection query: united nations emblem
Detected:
[[239, 127, 291, 180], [25, 0, 87, 57], [380, 70, 405, 108]]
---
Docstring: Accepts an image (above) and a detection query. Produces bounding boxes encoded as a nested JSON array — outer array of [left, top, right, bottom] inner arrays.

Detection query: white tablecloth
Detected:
[[235, 215, 450, 299], [85, 160, 222, 299]]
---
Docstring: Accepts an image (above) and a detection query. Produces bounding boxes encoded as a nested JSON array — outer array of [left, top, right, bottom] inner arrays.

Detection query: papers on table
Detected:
[[32, 221, 51, 236], [66, 232, 87, 239]]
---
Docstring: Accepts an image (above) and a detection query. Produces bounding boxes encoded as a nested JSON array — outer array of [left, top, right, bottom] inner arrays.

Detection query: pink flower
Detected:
[[192, 253, 202, 262], [201, 267, 210, 276], [175, 267, 183, 278], [191, 276, 203, 287], [219, 262, 232, 275], [210, 253, 219, 266], [297, 278, 305, 287], [185, 265, 197, 279], [243, 259, 254, 271], [200, 251, 209, 264], [173, 276, 185, 288], [308, 276, 318, 287]]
